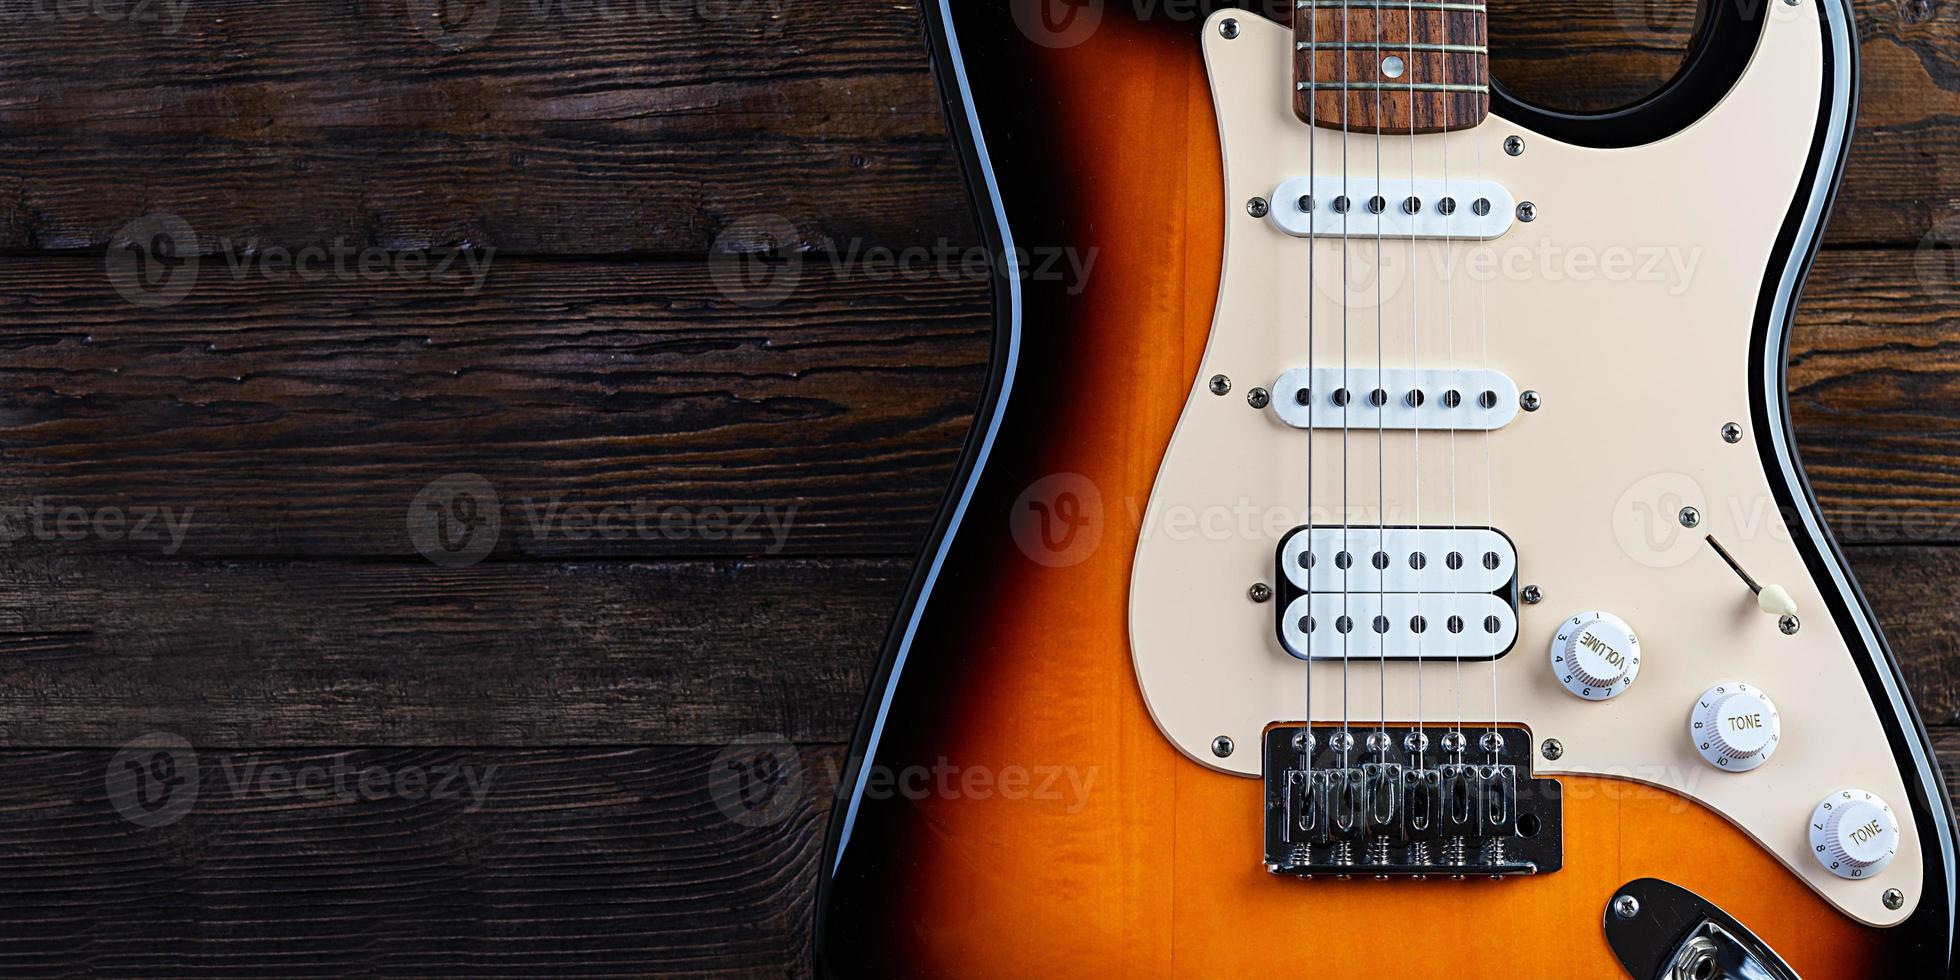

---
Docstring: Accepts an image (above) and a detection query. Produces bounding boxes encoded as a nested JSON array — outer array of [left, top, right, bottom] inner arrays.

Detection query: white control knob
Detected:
[[1809, 789, 1899, 880], [1549, 611, 1641, 701], [1690, 682, 1779, 771]]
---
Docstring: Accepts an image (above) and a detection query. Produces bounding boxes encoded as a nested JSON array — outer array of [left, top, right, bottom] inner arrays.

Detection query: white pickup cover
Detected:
[[1272, 366, 1519, 431], [1280, 526, 1516, 594], [1267, 175, 1516, 240], [1280, 592, 1518, 661]]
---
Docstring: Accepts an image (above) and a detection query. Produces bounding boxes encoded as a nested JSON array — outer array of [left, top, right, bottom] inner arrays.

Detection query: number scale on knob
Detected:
[[1690, 681, 1780, 772], [1810, 789, 1900, 880], [1549, 611, 1641, 701]]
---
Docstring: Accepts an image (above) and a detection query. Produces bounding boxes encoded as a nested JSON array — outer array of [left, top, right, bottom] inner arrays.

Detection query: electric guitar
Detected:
[[816, 1, 1959, 975]]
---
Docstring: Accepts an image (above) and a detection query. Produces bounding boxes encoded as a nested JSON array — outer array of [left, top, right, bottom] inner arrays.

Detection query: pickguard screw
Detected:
[[1519, 390, 1542, 412], [1504, 136, 1525, 157], [1248, 197, 1270, 218], [1219, 17, 1240, 38], [1614, 895, 1641, 919], [1247, 387, 1271, 409], [1249, 582, 1273, 604], [1723, 422, 1744, 444], [1884, 888, 1905, 910], [1209, 374, 1231, 396], [1780, 614, 1801, 635], [1541, 738, 1563, 760], [1678, 506, 1701, 528], [1516, 201, 1538, 222], [1212, 735, 1235, 758], [1522, 584, 1542, 605]]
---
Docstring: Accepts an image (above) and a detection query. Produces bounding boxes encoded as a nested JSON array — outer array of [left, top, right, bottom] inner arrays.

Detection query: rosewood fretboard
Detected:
[[1293, 0, 1490, 134]]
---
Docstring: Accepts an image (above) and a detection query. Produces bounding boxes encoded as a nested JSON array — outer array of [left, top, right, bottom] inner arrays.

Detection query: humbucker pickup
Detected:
[[1271, 367, 1520, 432], [1274, 525, 1520, 661], [1266, 175, 1516, 240], [1263, 724, 1563, 878]]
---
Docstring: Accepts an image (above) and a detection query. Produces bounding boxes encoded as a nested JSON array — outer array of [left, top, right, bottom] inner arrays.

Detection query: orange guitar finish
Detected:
[[812, 4, 1944, 976]]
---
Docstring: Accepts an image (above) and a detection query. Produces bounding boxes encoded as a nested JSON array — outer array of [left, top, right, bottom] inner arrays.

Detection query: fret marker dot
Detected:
[[1381, 55, 1406, 80]]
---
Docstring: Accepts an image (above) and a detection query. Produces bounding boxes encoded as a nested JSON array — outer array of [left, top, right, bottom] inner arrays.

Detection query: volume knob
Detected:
[[1549, 611, 1641, 701], [1690, 682, 1780, 772], [1809, 789, 1899, 880]]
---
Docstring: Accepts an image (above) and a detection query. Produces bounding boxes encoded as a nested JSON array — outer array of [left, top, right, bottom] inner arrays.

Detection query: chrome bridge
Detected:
[[1263, 724, 1562, 877]]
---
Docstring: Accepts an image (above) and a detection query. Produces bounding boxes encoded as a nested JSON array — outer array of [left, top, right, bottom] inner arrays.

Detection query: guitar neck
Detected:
[[1293, 0, 1491, 134]]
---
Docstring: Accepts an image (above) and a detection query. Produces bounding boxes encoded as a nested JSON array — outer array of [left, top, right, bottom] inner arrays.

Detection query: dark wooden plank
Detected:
[[0, 0, 1950, 254], [0, 744, 840, 977], [0, 0, 971, 256], [1792, 249, 1960, 544], [1852, 546, 1960, 727], [0, 257, 990, 559], [0, 556, 903, 746], [8, 735, 1960, 978], [0, 248, 1952, 559], [0, 546, 1951, 747]]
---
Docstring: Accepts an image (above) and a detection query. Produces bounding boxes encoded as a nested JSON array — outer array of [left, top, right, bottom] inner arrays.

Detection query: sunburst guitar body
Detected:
[[816, 1, 1960, 975]]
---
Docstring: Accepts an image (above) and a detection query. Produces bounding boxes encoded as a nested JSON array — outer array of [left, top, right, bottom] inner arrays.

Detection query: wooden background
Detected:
[[0, 0, 1954, 973]]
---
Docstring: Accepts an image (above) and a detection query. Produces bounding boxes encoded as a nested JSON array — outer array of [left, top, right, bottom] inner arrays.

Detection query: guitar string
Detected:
[[1474, 9, 1501, 770], [1372, 0, 1388, 760], [1441, 0, 1462, 759], [1404, 0, 1424, 772], [1303, 0, 1322, 796], [1339, 0, 1354, 771]]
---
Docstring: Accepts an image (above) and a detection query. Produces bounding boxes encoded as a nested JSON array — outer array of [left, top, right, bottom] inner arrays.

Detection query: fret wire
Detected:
[[1296, 42, 1489, 54], [1296, 81, 1490, 93]]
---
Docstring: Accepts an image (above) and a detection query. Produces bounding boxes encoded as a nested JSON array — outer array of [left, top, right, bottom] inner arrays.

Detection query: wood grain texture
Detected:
[[0, 250, 1951, 558], [0, 556, 905, 746], [0, 258, 989, 558], [0, 744, 840, 976], [0, 0, 973, 256], [0, 0, 1951, 974], [0, 0, 1951, 252]]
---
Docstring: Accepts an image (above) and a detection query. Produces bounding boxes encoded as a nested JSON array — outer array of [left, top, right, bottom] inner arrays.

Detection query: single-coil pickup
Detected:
[[1279, 592, 1517, 661], [1267, 175, 1515, 240], [1280, 527, 1515, 593], [1274, 525, 1520, 661], [1272, 367, 1519, 432]]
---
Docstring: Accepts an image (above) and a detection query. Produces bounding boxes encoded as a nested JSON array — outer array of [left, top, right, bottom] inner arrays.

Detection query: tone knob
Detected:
[[1549, 611, 1641, 701], [1809, 789, 1899, 880], [1690, 682, 1779, 772]]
